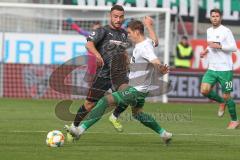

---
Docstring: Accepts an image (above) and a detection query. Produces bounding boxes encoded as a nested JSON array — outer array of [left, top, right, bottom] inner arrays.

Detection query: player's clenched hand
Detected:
[[143, 16, 153, 28], [159, 64, 169, 75], [200, 48, 208, 58], [95, 54, 104, 67], [208, 41, 222, 49]]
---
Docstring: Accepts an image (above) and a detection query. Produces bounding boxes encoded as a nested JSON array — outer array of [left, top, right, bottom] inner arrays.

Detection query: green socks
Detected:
[[205, 91, 238, 121], [205, 90, 225, 103], [133, 112, 164, 134], [82, 97, 108, 129], [81, 97, 167, 135], [226, 99, 238, 121]]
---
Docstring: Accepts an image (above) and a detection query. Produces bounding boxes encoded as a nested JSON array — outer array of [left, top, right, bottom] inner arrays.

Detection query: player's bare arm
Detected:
[[143, 16, 159, 47], [207, 41, 222, 49], [200, 48, 209, 58], [150, 59, 169, 75], [85, 41, 104, 67]]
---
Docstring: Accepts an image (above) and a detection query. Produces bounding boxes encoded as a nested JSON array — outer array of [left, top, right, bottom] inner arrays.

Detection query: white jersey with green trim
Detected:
[[206, 25, 237, 71], [129, 38, 158, 93]]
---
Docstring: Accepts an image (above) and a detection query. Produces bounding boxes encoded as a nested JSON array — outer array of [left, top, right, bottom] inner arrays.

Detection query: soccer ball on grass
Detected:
[[46, 130, 64, 147]]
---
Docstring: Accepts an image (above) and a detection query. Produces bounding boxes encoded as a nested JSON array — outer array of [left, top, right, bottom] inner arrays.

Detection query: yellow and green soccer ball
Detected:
[[46, 130, 64, 147]]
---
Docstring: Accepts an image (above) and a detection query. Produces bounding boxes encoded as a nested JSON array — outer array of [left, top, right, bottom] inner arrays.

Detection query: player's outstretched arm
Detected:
[[143, 16, 159, 47], [150, 59, 169, 75], [200, 48, 209, 58]]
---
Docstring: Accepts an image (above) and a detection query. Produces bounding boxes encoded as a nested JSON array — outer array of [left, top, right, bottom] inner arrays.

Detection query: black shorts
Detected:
[[86, 75, 129, 102], [86, 54, 129, 103]]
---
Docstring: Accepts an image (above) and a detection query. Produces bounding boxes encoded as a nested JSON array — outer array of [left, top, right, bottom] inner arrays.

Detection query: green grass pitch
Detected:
[[0, 98, 240, 160]]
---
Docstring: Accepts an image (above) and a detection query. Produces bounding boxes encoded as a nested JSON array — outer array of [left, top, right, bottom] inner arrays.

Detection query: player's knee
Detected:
[[200, 88, 210, 96], [84, 101, 95, 111], [105, 95, 116, 106], [222, 94, 231, 101], [200, 83, 211, 96]]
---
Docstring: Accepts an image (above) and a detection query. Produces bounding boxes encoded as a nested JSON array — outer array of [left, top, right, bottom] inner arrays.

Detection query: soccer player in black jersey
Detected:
[[65, 5, 159, 138]]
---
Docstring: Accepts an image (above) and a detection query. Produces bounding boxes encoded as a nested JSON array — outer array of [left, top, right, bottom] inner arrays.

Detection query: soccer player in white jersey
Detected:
[[66, 19, 172, 145], [200, 8, 239, 129]]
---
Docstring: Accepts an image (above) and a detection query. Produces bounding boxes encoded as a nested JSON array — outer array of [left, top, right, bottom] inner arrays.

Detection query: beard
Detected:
[[111, 22, 121, 29], [212, 21, 221, 27]]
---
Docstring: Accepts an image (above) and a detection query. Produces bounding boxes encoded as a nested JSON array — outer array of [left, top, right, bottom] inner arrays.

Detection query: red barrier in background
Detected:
[[3, 64, 75, 99], [3, 64, 240, 103]]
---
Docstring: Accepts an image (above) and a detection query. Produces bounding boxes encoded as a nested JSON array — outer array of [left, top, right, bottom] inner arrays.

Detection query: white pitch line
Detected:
[[2, 130, 240, 137]]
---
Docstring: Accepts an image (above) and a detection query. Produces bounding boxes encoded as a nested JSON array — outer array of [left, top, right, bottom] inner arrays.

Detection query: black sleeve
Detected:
[[86, 27, 106, 45]]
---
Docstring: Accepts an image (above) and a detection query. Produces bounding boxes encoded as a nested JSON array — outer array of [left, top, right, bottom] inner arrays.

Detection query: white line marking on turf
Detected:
[[2, 130, 240, 137]]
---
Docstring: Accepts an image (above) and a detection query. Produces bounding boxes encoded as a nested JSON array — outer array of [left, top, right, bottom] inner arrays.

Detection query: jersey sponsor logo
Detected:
[[109, 40, 129, 48], [88, 36, 94, 39], [91, 32, 96, 36], [89, 32, 96, 40], [122, 90, 130, 96]]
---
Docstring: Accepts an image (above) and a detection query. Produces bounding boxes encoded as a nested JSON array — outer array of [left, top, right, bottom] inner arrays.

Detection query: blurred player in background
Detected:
[[200, 8, 239, 129], [66, 19, 172, 145]]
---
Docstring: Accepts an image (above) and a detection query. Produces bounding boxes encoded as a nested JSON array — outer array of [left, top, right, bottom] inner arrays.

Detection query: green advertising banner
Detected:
[[70, 0, 240, 10], [65, 0, 240, 22]]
